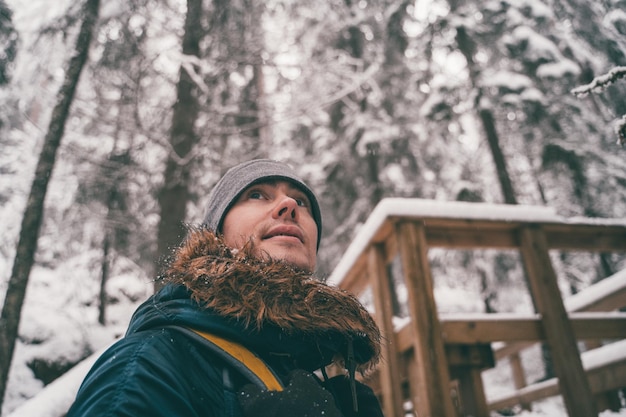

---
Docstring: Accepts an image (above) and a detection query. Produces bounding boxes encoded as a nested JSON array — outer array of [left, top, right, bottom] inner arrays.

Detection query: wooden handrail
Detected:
[[393, 313, 626, 349], [493, 268, 626, 360], [488, 340, 626, 411]]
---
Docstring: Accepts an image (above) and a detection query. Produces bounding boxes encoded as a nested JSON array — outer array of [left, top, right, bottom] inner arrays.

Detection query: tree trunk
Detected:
[[155, 0, 203, 290], [0, 0, 99, 408], [479, 108, 518, 204], [98, 234, 110, 325], [251, 60, 269, 157], [455, 25, 518, 205]]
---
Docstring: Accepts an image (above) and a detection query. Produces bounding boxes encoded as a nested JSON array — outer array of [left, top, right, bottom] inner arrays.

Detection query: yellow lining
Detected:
[[190, 329, 284, 391]]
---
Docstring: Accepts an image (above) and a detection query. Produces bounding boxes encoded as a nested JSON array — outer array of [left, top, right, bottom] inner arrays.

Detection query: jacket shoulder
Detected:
[[67, 328, 226, 417]]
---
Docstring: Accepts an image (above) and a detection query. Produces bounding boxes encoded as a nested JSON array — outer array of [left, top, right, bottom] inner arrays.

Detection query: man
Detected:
[[67, 159, 383, 417]]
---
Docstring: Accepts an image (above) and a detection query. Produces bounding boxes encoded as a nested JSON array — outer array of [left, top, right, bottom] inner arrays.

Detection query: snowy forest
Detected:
[[1, 0, 625, 415]]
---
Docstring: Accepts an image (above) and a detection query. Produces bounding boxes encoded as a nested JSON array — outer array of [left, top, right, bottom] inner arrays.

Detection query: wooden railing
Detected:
[[488, 267, 626, 412], [327, 199, 626, 417]]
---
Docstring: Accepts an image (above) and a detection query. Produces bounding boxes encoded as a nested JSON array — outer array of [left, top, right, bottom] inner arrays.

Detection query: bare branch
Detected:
[[571, 66, 626, 96]]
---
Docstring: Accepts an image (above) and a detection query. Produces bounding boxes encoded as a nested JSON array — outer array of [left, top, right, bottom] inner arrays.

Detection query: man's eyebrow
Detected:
[[287, 184, 310, 199]]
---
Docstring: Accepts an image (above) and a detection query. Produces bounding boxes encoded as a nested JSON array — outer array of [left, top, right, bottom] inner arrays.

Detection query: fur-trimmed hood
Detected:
[[154, 228, 381, 372]]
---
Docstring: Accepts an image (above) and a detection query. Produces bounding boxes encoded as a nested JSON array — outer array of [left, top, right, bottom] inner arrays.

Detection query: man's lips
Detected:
[[262, 225, 304, 243]]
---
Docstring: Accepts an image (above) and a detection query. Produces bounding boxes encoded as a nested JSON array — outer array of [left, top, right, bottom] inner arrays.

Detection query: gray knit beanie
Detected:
[[202, 159, 322, 249]]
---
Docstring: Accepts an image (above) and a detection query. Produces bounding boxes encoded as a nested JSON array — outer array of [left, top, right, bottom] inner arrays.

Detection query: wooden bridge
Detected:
[[328, 199, 626, 417]]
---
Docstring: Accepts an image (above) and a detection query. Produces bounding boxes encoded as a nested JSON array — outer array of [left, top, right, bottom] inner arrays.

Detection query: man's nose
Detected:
[[273, 195, 298, 220]]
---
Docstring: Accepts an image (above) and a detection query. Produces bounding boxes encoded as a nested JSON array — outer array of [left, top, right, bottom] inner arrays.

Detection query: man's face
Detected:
[[221, 180, 318, 272]]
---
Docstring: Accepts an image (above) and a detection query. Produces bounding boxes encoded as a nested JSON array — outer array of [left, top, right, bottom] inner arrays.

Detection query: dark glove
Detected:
[[322, 375, 384, 417], [238, 369, 344, 417]]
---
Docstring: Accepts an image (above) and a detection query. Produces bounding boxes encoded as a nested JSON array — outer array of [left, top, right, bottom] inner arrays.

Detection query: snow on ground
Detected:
[[2, 259, 151, 416]]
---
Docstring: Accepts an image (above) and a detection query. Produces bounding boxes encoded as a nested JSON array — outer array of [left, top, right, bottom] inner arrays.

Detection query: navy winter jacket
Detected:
[[67, 229, 381, 417]]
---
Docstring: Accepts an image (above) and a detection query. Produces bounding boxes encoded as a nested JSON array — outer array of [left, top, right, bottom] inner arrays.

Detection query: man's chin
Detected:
[[255, 246, 313, 272], [274, 255, 313, 272]]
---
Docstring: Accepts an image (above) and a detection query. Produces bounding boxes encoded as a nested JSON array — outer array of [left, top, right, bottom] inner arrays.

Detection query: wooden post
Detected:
[[452, 368, 489, 417], [396, 221, 457, 417], [406, 352, 422, 416], [519, 226, 597, 417], [369, 245, 405, 417], [585, 341, 621, 412], [595, 392, 622, 413], [510, 353, 531, 411], [447, 344, 494, 417]]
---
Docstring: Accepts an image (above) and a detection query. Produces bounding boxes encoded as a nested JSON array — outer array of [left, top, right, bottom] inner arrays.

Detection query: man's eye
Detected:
[[249, 191, 263, 199], [295, 198, 308, 207]]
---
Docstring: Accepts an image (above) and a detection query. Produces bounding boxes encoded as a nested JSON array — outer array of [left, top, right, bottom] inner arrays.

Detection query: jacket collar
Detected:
[[159, 228, 381, 371]]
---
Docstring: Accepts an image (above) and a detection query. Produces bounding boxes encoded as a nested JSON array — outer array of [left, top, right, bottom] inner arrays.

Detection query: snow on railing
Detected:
[[327, 198, 559, 286]]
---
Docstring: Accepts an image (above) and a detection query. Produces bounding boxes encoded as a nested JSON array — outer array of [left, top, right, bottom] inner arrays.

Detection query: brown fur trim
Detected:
[[163, 228, 381, 368]]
